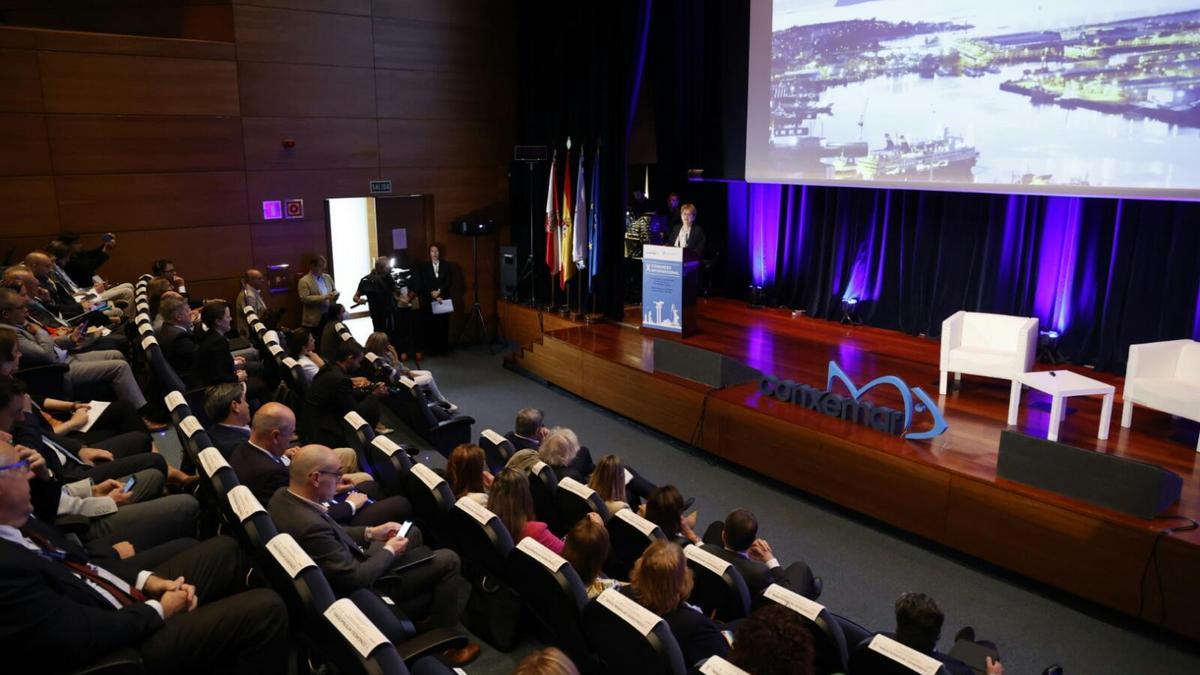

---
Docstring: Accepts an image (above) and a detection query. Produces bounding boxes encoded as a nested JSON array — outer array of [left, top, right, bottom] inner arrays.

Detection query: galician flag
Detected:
[[560, 139, 575, 288], [572, 149, 587, 270], [544, 152, 560, 279]]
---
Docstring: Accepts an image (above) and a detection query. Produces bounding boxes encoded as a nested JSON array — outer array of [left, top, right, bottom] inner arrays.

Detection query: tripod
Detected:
[[453, 235, 498, 354]]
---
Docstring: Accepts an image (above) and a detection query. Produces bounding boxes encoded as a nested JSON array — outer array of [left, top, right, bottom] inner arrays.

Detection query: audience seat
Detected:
[[404, 463, 457, 548], [479, 428, 516, 473], [507, 537, 598, 673], [528, 460, 559, 525], [848, 635, 951, 675], [554, 476, 611, 536], [448, 496, 514, 581], [605, 506, 664, 581], [383, 376, 474, 456], [582, 588, 686, 675], [757, 583, 850, 675], [686, 544, 751, 622]]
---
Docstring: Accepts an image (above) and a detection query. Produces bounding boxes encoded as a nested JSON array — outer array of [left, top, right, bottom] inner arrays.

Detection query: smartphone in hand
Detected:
[[123, 475, 137, 493]]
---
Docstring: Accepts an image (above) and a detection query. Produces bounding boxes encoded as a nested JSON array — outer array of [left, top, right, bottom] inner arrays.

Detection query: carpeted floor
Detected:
[[159, 344, 1200, 674]]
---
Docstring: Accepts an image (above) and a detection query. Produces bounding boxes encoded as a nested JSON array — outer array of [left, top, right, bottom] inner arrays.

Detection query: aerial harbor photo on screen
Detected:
[[767, 0, 1200, 190]]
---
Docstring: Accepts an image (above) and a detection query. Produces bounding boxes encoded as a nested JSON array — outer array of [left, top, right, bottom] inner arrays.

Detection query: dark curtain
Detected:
[[726, 184, 1200, 374], [512, 0, 653, 319]]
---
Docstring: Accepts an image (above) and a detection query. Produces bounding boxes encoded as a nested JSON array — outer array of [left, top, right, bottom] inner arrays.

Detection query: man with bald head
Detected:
[[234, 268, 273, 339], [0, 437, 291, 673], [268, 444, 477, 665], [231, 403, 409, 526]]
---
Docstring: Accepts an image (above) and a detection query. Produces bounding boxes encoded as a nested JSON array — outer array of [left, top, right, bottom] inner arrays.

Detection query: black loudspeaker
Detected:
[[652, 340, 761, 389], [452, 218, 498, 236], [500, 246, 518, 300], [997, 430, 1183, 519]]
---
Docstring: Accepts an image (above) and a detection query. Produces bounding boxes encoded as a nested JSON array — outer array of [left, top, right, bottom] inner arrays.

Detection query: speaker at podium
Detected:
[[640, 245, 699, 337]]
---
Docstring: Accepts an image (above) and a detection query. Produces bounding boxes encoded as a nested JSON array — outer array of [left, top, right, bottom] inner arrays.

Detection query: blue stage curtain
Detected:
[[726, 184, 1200, 373]]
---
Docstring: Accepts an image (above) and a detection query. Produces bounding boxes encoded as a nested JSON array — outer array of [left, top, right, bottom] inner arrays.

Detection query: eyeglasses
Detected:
[[0, 459, 31, 475], [316, 469, 344, 479]]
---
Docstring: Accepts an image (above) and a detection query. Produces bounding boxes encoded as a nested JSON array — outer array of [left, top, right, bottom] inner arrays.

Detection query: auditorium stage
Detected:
[[497, 298, 1200, 642]]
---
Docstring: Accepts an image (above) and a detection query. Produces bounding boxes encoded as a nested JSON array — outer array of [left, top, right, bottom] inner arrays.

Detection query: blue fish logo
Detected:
[[825, 361, 948, 440]]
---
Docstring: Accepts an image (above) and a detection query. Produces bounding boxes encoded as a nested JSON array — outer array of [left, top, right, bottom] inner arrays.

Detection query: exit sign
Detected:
[[369, 180, 392, 195]]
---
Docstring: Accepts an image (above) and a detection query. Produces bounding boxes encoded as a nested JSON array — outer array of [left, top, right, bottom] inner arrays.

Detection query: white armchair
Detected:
[[1121, 339, 1200, 452], [939, 311, 1038, 395]]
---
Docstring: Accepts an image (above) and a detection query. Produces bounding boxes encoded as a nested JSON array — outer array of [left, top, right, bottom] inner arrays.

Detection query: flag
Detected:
[[572, 150, 587, 270], [544, 152, 560, 279], [587, 140, 602, 292], [560, 141, 574, 288]]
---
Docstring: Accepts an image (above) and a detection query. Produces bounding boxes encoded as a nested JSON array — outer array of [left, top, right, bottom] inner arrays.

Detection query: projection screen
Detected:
[[745, 0, 1200, 199]]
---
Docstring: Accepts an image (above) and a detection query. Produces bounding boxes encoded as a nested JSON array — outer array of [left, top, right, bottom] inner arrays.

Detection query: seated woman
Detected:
[[362, 332, 456, 411], [488, 467, 566, 554], [446, 443, 492, 505], [588, 454, 630, 513], [626, 540, 730, 666], [318, 303, 349, 365], [286, 327, 324, 384], [193, 300, 267, 404], [537, 428, 657, 506], [562, 515, 623, 599], [642, 485, 701, 546]]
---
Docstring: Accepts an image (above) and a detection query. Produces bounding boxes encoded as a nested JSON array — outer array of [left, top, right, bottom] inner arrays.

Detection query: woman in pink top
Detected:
[[488, 468, 564, 554]]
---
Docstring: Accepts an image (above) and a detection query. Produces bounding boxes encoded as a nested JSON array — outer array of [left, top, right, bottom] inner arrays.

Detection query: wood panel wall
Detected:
[[0, 0, 514, 331]]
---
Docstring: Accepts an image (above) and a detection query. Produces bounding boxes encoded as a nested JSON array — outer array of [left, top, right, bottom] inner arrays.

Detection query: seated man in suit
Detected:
[[232, 405, 405, 527], [505, 407, 548, 451], [305, 341, 385, 448], [0, 288, 146, 410], [0, 437, 290, 674], [888, 592, 1002, 675], [156, 295, 198, 381], [268, 445, 478, 666], [204, 382, 251, 458], [702, 508, 821, 599]]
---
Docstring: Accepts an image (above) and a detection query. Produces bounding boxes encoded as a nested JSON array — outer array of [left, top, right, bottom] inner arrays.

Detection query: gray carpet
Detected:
[[157, 345, 1200, 673]]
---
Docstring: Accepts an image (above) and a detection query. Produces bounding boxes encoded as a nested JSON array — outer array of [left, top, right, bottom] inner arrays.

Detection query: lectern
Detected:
[[640, 245, 699, 337]]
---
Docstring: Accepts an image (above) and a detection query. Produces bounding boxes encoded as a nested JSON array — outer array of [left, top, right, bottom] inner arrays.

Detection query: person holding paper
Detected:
[[268, 445, 478, 666], [416, 243, 452, 356], [298, 256, 338, 347]]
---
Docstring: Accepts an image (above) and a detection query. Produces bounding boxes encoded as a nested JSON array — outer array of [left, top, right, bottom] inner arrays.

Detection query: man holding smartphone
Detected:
[[268, 445, 479, 667]]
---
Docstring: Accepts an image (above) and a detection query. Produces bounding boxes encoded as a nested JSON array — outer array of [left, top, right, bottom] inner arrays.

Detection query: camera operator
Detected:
[[353, 257, 399, 337]]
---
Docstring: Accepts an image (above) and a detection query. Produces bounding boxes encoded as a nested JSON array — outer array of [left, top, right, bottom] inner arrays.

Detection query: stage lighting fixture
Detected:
[[840, 297, 862, 325], [748, 285, 766, 309], [1038, 329, 1065, 364]]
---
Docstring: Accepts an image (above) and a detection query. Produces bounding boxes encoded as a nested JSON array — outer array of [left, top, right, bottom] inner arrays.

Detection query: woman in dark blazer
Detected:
[[193, 300, 266, 404], [416, 242, 452, 356], [625, 540, 730, 666]]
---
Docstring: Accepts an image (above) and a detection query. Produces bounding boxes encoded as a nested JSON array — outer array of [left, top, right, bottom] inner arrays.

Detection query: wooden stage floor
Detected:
[[499, 298, 1200, 642]]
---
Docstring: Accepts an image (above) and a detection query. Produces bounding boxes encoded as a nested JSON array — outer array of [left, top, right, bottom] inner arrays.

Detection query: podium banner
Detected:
[[642, 245, 683, 332]]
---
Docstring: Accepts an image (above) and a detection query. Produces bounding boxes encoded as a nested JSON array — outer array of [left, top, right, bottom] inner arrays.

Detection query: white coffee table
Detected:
[[1007, 370, 1115, 442]]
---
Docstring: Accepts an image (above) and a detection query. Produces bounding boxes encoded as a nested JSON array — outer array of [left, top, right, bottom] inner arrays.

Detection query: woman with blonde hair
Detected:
[[588, 454, 628, 513], [627, 540, 729, 664], [513, 647, 580, 675], [362, 331, 456, 411], [562, 516, 622, 599], [446, 443, 492, 505]]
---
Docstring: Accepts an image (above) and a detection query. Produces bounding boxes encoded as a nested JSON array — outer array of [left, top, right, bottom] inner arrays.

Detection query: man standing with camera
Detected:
[[353, 256, 401, 340]]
